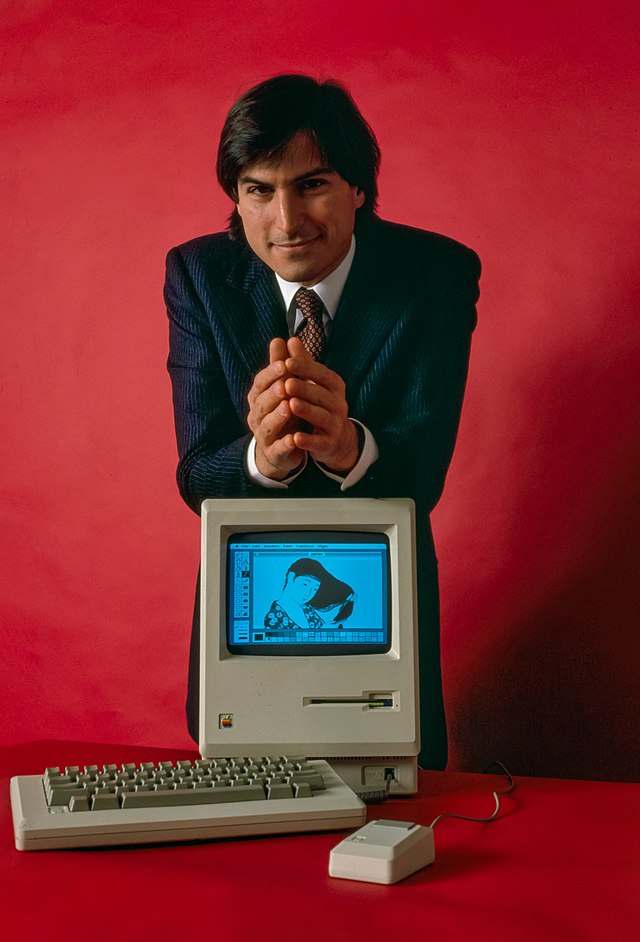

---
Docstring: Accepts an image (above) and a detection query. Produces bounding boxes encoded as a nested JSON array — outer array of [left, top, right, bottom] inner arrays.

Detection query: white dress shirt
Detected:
[[246, 236, 378, 490]]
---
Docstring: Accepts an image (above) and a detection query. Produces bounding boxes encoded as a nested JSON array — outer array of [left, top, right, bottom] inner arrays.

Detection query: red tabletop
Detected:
[[2, 741, 638, 941]]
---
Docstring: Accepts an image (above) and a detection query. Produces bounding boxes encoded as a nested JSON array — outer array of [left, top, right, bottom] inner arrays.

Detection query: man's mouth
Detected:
[[271, 235, 320, 251]]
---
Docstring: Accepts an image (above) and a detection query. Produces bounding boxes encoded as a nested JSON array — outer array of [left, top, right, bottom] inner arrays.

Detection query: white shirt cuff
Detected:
[[245, 437, 307, 489], [313, 420, 378, 490]]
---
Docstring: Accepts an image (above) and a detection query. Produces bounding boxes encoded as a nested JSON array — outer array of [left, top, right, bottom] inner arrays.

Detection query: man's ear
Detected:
[[354, 187, 366, 209]]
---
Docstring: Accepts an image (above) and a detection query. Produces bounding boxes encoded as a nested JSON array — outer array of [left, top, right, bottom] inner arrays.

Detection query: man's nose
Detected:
[[274, 189, 304, 234]]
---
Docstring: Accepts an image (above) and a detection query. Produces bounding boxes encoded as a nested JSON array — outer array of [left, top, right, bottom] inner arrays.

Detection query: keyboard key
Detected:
[[266, 784, 294, 800], [46, 774, 74, 786], [120, 784, 266, 808], [69, 795, 91, 812], [293, 782, 313, 798], [289, 773, 325, 790], [91, 793, 120, 811]]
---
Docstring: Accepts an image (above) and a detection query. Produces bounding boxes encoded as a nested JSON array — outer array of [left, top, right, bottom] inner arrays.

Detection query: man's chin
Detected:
[[270, 257, 322, 285], [265, 239, 325, 282]]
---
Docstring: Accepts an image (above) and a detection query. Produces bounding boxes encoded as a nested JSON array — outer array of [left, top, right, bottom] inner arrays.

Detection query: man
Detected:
[[165, 74, 480, 769]]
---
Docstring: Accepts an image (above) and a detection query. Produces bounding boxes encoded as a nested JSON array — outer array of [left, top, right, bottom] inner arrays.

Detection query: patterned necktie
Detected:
[[294, 287, 326, 360]]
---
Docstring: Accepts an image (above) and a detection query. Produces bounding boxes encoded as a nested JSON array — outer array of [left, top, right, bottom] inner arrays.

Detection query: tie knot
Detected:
[[295, 287, 324, 321], [294, 288, 326, 359]]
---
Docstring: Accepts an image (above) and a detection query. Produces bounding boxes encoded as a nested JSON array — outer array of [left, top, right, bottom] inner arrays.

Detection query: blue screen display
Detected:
[[227, 531, 390, 655]]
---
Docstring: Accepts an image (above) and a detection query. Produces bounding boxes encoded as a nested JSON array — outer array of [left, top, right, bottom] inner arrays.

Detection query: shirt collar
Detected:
[[274, 235, 356, 318]]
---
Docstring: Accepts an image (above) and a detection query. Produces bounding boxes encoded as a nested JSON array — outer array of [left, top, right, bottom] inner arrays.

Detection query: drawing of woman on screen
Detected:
[[264, 558, 356, 632]]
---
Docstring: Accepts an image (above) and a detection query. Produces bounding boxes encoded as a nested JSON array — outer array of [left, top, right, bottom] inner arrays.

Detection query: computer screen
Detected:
[[227, 530, 390, 655], [200, 498, 420, 794]]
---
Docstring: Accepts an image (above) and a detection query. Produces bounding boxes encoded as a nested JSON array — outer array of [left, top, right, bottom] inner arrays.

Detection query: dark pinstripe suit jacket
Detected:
[[165, 214, 480, 769]]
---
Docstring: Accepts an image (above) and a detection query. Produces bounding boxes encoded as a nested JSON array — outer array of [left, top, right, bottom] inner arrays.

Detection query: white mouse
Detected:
[[329, 819, 435, 884]]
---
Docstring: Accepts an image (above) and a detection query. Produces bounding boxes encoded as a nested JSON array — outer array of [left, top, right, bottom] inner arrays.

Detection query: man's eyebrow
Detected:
[[295, 167, 335, 181], [238, 166, 336, 186]]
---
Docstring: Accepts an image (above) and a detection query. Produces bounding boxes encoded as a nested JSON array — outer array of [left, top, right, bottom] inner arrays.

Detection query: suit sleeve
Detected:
[[165, 247, 261, 513], [350, 246, 480, 513]]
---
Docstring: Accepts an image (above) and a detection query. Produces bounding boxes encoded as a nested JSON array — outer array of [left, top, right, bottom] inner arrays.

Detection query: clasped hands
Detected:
[[247, 337, 359, 481]]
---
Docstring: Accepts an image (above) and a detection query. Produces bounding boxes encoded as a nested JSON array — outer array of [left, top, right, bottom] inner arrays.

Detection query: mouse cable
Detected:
[[429, 761, 516, 829]]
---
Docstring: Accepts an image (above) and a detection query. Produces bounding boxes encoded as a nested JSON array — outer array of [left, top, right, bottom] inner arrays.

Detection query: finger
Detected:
[[255, 437, 306, 480], [292, 420, 358, 470], [286, 335, 314, 361], [248, 338, 294, 407], [247, 358, 288, 406], [247, 382, 286, 430], [285, 337, 322, 380], [249, 395, 296, 442], [284, 376, 334, 408], [272, 432, 302, 457], [292, 428, 329, 450], [291, 428, 340, 460], [269, 337, 289, 364], [263, 432, 300, 459], [289, 396, 346, 434], [285, 351, 345, 395]]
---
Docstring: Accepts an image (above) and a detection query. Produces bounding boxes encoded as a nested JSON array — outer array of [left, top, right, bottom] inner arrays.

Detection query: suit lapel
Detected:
[[217, 247, 288, 378], [324, 220, 408, 401]]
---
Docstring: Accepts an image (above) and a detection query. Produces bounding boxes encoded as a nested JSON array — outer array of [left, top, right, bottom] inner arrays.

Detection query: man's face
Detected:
[[236, 133, 365, 286]]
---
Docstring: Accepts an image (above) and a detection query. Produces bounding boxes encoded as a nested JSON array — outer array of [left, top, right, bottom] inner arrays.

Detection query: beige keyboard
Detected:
[[10, 754, 366, 850]]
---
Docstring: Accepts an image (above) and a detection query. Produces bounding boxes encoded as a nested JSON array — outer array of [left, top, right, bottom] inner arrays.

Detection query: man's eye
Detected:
[[247, 185, 271, 196], [300, 179, 327, 191]]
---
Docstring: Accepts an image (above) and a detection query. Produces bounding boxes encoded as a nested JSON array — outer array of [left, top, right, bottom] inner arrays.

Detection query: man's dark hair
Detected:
[[216, 74, 381, 240]]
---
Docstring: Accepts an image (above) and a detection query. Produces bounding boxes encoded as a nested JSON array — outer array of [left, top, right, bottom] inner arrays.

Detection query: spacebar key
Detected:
[[121, 786, 266, 808]]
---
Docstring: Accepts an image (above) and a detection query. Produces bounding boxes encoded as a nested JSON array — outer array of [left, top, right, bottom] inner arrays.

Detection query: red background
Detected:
[[2, 0, 638, 780]]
